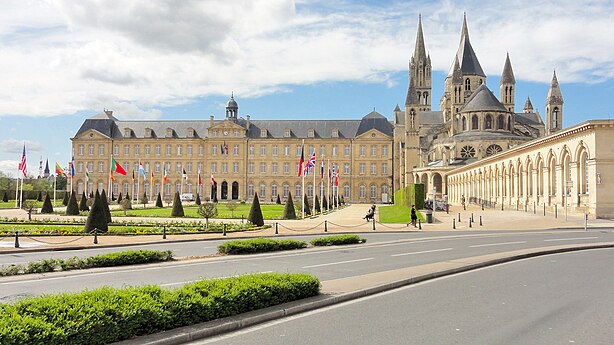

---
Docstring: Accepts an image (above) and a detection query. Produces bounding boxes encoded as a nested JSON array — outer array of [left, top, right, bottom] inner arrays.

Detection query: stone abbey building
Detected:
[[73, 14, 612, 217]]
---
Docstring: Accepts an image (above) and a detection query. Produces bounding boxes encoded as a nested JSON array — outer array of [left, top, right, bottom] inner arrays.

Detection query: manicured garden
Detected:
[[379, 202, 425, 223], [110, 203, 286, 219]]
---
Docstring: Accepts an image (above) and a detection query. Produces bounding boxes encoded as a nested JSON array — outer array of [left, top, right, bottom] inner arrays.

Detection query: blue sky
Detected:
[[1, 0, 613, 176]]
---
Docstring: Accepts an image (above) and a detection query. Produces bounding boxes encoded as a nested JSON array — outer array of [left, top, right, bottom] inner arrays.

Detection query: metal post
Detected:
[[453, 218, 456, 229], [418, 219, 422, 230], [222, 223, 227, 236], [471, 213, 474, 222], [324, 220, 328, 232], [479, 215, 482, 226], [501, 202, 504, 211], [372, 218, 376, 231], [458, 213, 461, 222], [241, 215, 244, 224], [584, 213, 588, 231], [555, 204, 558, 218], [516, 200, 519, 211], [543, 203, 546, 216], [93, 229, 98, 244], [533, 202, 536, 214], [481, 203, 484, 211], [275, 222, 278, 235], [14, 231, 19, 248], [469, 218, 472, 228], [162, 226, 167, 239]]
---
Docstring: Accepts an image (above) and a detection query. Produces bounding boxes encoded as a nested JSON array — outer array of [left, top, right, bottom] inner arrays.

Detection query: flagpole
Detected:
[[108, 154, 113, 200], [320, 155, 324, 213], [334, 164, 337, 210], [19, 176, 23, 209], [312, 160, 316, 214], [327, 159, 330, 211], [301, 140, 305, 219], [53, 173, 57, 205]]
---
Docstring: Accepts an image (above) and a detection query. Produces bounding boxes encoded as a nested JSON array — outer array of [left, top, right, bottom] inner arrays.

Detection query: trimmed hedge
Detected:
[[0, 250, 173, 277], [0, 272, 320, 345], [218, 238, 307, 255], [310, 234, 366, 246]]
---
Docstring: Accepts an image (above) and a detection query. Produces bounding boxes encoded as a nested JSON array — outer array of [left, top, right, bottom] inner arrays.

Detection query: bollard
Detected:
[[471, 213, 474, 222], [241, 215, 244, 224], [222, 223, 227, 236], [458, 213, 461, 222], [418, 219, 422, 230], [481, 203, 484, 211], [584, 213, 588, 231], [162, 226, 167, 240], [501, 203, 504, 211], [534, 202, 536, 214], [324, 220, 328, 232], [372, 218, 376, 231], [469, 218, 472, 228], [453, 218, 456, 229], [555, 204, 558, 218], [93, 229, 98, 244], [14, 231, 19, 248], [275, 222, 279, 235], [543, 203, 546, 216], [479, 215, 483, 226]]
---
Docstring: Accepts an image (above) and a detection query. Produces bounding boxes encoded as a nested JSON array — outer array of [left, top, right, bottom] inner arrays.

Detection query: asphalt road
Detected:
[[1, 229, 613, 303], [194, 248, 614, 345]]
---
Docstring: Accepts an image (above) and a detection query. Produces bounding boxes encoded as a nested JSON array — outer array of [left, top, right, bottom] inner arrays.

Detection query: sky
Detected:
[[1, 0, 613, 177]]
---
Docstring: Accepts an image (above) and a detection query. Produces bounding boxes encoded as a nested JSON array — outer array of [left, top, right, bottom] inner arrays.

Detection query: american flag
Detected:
[[18, 144, 27, 178], [303, 152, 316, 175]]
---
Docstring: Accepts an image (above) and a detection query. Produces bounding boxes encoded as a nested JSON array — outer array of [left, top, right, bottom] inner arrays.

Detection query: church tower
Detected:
[[407, 14, 431, 112], [545, 70, 564, 134], [500, 53, 515, 112], [225, 92, 238, 123]]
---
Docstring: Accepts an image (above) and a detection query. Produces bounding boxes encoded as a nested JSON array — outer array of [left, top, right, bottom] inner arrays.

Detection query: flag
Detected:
[[223, 141, 229, 155], [303, 152, 316, 175], [139, 161, 146, 180], [111, 157, 126, 175], [85, 168, 92, 182], [198, 171, 202, 186], [18, 144, 27, 178], [70, 155, 75, 177], [320, 161, 324, 179], [182, 168, 188, 180], [211, 174, 215, 186], [297, 146, 304, 177], [163, 167, 168, 184], [330, 165, 335, 185], [151, 172, 154, 185], [334, 167, 339, 186], [55, 162, 66, 177], [110, 170, 115, 182]]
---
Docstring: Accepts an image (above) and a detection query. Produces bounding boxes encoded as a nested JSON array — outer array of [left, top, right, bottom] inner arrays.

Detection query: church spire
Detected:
[[523, 96, 534, 113], [546, 70, 564, 134], [461, 12, 469, 41], [547, 70, 563, 101], [448, 12, 485, 77], [414, 14, 427, 61], [500, 52, 515, 84], [406, 14, 432, 111]]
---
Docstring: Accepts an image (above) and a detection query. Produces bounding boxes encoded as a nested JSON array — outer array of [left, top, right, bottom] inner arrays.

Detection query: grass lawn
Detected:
[[379, 203, 425, 223], [0, 201, 65, 209], [111, 203, 287, 220]]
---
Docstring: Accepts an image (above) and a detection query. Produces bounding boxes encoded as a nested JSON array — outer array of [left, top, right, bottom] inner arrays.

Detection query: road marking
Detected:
[[543, 237, 598, 242], [469, 241, 526, 248], [391, 248, 453, 257], [302, 258, 373, 269]]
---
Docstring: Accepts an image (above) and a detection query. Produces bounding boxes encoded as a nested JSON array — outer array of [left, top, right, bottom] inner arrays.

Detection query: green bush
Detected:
[[65, 190, 79, 216], [310, 234, 366, 246], [100, 189, 111, 224], [117, 192, 123, 204], [247, 192, 264, 226], [303, 194, 311, 215], [155, 193, 163, 207], [283, 192, 297, 219], [314, 194, 321, 213], [84, 190, 107, 233], [217, 238, 307, 255], [79, 191, 89, 212], [61, 192, 69, 206], [171, 192, 184, 217], [40, 194, 53, 214], [0, 273, 319, 345], [195, 193, 201, 205]]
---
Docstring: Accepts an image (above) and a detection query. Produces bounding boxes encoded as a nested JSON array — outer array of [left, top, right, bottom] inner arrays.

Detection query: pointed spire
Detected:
[[44, 159, 50, 174], [394, 104, 401, 112], [461, 12, 469, 41], [452, 55, 462, 84], [413, 14, 427, 61], [523, 96, 534, 112], [547, 70, 563, 102], [405, 76, 419, 106], [448, 12, 485, 77], [501, 52, 515, 84]]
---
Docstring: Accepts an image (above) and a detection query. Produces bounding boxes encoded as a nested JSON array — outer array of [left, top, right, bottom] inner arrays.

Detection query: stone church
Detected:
[[393, 14, 564, 200]]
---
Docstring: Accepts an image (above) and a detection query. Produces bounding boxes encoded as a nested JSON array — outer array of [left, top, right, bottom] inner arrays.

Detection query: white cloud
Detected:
[[0, 0, 612, 118], [1, 140, 44, 154]]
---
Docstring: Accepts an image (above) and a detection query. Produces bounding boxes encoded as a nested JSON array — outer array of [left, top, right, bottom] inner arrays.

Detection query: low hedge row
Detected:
[[310, 234, 366, 246], [0, 250, 173, 277], [0, 272, 320, 345], [217, 238, 308, 254]]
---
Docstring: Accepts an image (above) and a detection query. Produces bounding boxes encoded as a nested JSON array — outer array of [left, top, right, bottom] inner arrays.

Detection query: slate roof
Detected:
[[461, 84, 507, 113], [515, 112, 543, 126], [500, 53, 515, 84], [420, 111, 445, 125], [447, 14, 485, 77]]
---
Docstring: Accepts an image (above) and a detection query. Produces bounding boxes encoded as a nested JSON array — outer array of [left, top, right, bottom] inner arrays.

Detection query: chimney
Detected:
[[209, 115, 214, 127], [104, 109, 113, 116], [246, 115, 250, 130]]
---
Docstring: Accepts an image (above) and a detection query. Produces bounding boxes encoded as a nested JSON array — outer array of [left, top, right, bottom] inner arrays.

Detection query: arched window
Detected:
[[552, 108, 559, 128], [497, 115, 504, 129], [462, 116, 467, 131], [472, 115, 479, 130], [423, 92, 429, 105], [485, 114, 492, 129], [464, 78, 471, 91]]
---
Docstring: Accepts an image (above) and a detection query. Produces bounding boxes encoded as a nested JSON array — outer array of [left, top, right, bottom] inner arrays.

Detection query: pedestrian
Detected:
[[410, 204, 418, 227], [461, 194, 466, 210]]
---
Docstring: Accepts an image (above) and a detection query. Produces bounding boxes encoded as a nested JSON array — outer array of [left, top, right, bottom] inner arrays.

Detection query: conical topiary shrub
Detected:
[[315, 194, 321, 213], [171, 191, 184, 217], [276, 194, 281, 204], [155, 192, 163, 207], [283, 192, 297, 219], [247, 192, 264, 226], [62, 192, 69, 206], [84, 190, 108, 233], [100, 189, 112, 224], [322, 195, 328, 211], [117, 192, 123, 204], [65, 190, 79, 215], [2, 192, 8, 202], [79, 191, 89, 212], [195, 193, 201, 205], [212, 193, 218, 203], [40, 193, 54, 214], [303, 194, 311, 215]]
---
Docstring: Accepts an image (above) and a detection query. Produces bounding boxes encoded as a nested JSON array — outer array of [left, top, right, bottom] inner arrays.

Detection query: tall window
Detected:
[[359, 184, 366, 198], [155, 145, 161, 155], [381, 145, 388, 157], [359, 145, 366, 156], [472, 115, 478, 130], [98, 145, 105, 156], [464, 78, 471, 91], [371, 145, 377, 156], [485, 115, 492, 129], [497, 115, 505, 130], [283, 184, 289, 198], [233, 162, 239, 173], [462, 117, 467, 131]]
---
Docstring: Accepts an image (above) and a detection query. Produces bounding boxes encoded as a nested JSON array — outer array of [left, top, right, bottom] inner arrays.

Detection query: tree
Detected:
[[22, 200, 37, 220], [117, 192, 123, 204], [120, 198, 132, 216], [84, 190, 108, 233], [283, 192, 297, 219], [226, 201, 238, 218], [195, 193, 201, 205], [171, 191, 184, 217], [276, 194, 281, 204], [65, 190, 79, 215], [2, 192, 8, 202], [61, 191, 69, 206], [197, 202, 218, 230], [40, 193, 54, 214], [100, 189, 112, 224], [303, 194, 311, 215], [140, 191, 148, 207], [248, 192, 264, 226], [315, 194, 321, 213], [322, 195, 328, 211], [36, 191, 42, 202], [55, 174, 67, 191], [155, 192, 163, 207], [79, 191, 89, 212]]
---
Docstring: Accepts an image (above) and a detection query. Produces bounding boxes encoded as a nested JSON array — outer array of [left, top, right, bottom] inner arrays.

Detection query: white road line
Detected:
[[302, 258, 373, 269], [543, 237, 599, 242], [469, 241, 526, 248], [391, 248, 453, 257]]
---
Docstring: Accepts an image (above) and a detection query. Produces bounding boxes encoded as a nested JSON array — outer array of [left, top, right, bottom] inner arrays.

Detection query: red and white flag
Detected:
[[18, 143, 27, 178], [198, 171, 202, 186], [297, 146, 304, 177], [211, 174, 216, 186], [303, 152, 316, 175]]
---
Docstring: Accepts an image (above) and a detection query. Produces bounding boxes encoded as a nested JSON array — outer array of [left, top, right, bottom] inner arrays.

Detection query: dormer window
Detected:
[[187, 128, 195, 138], [284, 129, 291, 138], [145, 128, 153, 138], [124, 128, 132, 138], [166, 128, 174, 138], [307, 128, 315, 138], [260, 129, 267, 138], [332, 128, 339, 138]]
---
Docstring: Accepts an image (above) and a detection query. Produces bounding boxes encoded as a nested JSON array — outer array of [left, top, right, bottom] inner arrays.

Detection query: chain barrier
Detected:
[[22, 234, 88, 245], [276, 221, 324, 232], [374, 221, 411, 230]]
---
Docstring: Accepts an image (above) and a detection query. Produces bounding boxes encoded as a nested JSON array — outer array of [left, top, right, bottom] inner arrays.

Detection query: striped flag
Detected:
[[138, 161, 146, 180], [297, 146, 304, 177], [163, 167, 168, 184], [70, 155, 75, 177], [55, 162, 66, 177], [211, 174, 215, 186], [320, 161, 324, 178], [85, 168, 92, 182], [18, 144, 27, 178]]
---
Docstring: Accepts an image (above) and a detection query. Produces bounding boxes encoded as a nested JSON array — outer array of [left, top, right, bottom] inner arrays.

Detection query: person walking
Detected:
[[410, 204, 418, 227]]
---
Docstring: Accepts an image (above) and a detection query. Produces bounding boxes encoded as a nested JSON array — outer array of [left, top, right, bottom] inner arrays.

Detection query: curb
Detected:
[[114, 242, 614, 345]]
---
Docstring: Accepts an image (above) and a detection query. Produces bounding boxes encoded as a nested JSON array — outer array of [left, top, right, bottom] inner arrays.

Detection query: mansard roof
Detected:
[[461, 84, 507, 113]]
